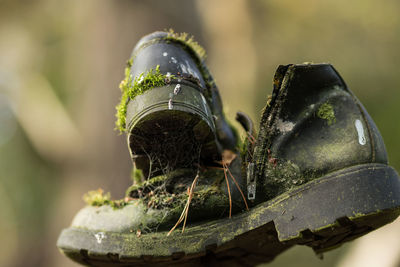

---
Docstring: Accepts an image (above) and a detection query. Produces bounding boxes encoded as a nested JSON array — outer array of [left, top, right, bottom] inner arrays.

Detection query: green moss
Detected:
[[194, 185, 221, 201], [317, 102, 336, 125], [131, 167, 144, 185], [166, 29, 206, 60], [164, 29, 216, 98], [125, 173, 170, 197], [115, 64, 173, 133], [83, 189, 111, 206], [125, 184, 139, 197], [239, 135, 248, 163], [109, 199, 130, 209], [83, 188, 135, 210]]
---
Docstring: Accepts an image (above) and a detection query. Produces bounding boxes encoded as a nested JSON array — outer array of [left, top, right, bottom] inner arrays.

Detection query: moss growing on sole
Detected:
[[125, 173, 170, 198], [317, 102, 336, 125], [81, 168, 239, 232], [115, 64, 174, 133]]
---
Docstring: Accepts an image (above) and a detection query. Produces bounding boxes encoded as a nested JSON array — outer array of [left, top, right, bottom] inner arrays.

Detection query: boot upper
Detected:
[[252, 63, 388, 201]]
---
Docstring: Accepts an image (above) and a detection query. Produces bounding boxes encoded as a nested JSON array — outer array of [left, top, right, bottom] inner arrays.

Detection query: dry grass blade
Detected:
[[182, 172, 199, 233], [223, 164, 232, 218], [224, 163, 249, 211], [247, 132, 256, 144], [167, 171, 199, 236]]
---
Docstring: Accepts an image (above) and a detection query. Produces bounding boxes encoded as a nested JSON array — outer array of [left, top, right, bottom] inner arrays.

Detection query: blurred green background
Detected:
[[1, 0, 400, 266]]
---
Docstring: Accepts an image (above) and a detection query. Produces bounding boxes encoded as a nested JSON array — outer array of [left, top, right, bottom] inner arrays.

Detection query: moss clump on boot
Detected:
[[166, 29, 206, 60], [165, 29, 216, 95], [115, 63, 174, 133], [131, 168, 145, 185], [317, 102, 336, 125], [83, 189, 111, 206], [125, 173, 170, 198], [83, 188, 134, 209], [125, 168, 235, 212]]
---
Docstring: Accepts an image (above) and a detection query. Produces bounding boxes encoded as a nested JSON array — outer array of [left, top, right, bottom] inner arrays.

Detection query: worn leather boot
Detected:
[[57, 59, 400, 266], [247, 63, 400, 253], [57, 32, 256, 267], [116, 30, 238, 176]]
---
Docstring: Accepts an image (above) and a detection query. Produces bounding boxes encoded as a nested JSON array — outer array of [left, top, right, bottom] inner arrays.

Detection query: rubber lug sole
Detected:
[[57, 163, 400, 266]]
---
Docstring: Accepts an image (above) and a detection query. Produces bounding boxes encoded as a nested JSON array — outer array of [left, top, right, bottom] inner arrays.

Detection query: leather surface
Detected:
[[253, 63, 388, 201]]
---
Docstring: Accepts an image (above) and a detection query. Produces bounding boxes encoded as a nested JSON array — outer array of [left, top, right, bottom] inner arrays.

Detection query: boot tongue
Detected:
[[251, 65, 292, 175], [256, 64, 292, 146]]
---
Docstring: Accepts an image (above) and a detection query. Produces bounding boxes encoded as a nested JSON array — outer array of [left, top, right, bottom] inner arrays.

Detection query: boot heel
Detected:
[[271, 163, 400, 252]]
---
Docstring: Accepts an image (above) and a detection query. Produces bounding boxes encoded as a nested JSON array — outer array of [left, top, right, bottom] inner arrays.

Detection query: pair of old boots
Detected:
[[57, 31, 400, 266]]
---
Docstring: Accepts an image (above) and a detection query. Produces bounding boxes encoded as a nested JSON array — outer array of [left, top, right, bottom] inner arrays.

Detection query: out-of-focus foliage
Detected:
[[0, 0, 399, 266]]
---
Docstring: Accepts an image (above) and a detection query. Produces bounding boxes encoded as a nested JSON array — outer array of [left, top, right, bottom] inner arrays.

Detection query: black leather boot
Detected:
[[57, 32, 254, 267], [116, 31, 238, 176], [57, 61, 400, 266], [248, 63, 400, 253]]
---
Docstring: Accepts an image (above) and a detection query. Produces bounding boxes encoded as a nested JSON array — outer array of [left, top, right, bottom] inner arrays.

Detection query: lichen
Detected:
[[264, 160, 301, 199], [263, 156, 320, 201], [317, 102, 336, 125], [115, 64, 173, 133]]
